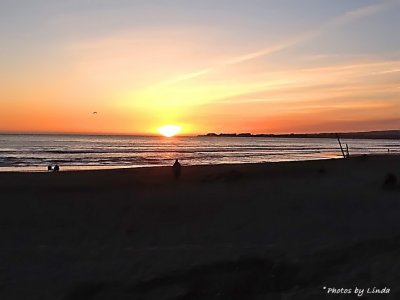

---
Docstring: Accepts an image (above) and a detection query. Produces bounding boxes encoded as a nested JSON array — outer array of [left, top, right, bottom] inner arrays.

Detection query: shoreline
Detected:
[[0, 153, 397, 174], [0, 156, 337, 173]]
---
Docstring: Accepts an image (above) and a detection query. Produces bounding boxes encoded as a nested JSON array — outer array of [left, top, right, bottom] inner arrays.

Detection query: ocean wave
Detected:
[[0, 135, 399, 169]]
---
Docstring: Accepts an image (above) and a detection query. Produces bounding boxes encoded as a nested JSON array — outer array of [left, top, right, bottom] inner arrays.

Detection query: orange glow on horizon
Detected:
[[1, 4, 400, 135]]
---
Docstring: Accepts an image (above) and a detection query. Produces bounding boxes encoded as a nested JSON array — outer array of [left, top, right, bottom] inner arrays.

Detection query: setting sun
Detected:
[[158, 125, 181, 137]]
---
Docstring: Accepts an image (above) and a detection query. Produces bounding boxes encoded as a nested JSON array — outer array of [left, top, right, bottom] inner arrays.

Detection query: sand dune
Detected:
[[1, 155, 400, 299]]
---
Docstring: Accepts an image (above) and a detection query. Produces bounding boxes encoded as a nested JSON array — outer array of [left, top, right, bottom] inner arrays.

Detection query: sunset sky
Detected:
[[1, 0, 400, 135]]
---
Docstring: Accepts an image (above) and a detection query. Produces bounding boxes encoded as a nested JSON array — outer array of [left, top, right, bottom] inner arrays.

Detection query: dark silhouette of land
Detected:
[[200, 130, 400, 139]]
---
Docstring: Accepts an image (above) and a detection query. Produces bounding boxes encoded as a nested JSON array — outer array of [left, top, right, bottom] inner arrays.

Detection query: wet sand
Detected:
[[1, 155, 400, 299]]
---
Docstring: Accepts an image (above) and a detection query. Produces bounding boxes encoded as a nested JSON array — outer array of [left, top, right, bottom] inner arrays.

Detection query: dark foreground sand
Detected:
[[1, 155, 400, 299]]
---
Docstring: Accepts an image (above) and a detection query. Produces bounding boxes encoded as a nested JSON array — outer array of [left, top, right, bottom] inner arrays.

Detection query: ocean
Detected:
[[0, 134, 399, 171]]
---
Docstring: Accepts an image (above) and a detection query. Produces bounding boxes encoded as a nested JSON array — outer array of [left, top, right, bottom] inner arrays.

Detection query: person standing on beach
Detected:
[[173, 159, 181, 179]]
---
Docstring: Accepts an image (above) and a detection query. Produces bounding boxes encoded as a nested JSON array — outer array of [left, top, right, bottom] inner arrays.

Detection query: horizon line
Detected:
[[1, 128, 399, 137]]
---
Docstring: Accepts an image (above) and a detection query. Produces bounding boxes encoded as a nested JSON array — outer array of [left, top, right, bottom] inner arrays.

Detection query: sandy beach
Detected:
[[1, 155, 400, 299]]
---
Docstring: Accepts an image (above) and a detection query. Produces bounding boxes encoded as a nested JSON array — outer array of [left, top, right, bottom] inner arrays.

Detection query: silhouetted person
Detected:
[[48, 165, 53, 171], [53, 164, 60, 172], [172, 159, 181, 179]]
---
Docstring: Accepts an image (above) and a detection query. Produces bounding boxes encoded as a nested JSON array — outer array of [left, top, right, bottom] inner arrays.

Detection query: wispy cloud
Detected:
[[155, 68, 212, 87], [190, 55, 400, 127], [330, 0, 400, 26], [163, 0, 400, 85]]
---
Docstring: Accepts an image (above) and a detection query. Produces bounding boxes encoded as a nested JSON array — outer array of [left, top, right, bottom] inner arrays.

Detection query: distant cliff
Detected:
[[199, 130, 400, 139]]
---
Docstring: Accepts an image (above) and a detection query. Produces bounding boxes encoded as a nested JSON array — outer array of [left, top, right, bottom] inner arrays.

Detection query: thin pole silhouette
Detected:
[[336, 133, 346, 159]]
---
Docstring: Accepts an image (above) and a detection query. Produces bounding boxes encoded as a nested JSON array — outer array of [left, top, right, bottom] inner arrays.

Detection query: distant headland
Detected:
[[199, 130, 400, 139]]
